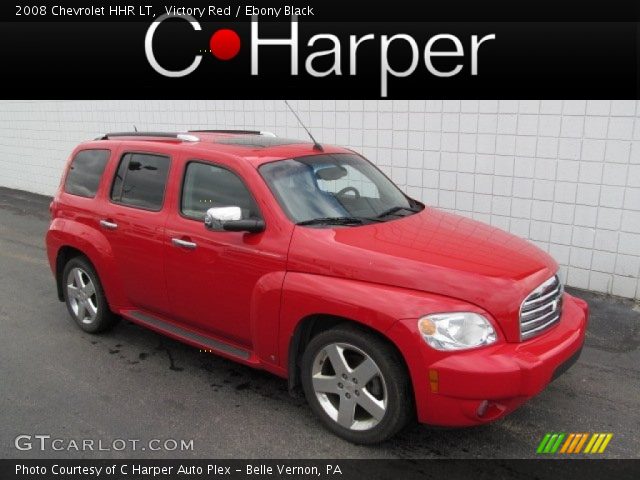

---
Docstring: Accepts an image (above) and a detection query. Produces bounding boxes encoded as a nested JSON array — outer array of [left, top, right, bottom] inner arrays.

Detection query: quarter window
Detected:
[[181, 162, 260, 221], [111, 153, 170, 211], [64, 149, 110, 198]]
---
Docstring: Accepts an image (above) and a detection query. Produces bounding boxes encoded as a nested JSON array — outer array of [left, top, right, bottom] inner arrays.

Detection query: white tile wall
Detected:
[[0, 99, 639, 299]]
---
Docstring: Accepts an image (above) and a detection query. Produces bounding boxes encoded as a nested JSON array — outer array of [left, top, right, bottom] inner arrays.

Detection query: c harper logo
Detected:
[[144, 15, 496, 97], [536, 433, 614, 454]]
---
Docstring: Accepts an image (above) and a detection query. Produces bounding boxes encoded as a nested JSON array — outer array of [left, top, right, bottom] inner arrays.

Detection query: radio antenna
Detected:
[[284, 100, 323, 151]]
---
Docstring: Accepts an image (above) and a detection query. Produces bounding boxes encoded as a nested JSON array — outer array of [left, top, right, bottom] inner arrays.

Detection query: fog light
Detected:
[[477, 400, 489, 417]]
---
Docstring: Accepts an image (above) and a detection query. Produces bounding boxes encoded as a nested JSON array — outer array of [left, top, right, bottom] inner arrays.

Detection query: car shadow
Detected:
[[88, 318, 542, 458]]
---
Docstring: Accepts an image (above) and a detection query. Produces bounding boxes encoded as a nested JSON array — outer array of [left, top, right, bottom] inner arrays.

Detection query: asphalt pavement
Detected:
[[0, 186, 638, 459]]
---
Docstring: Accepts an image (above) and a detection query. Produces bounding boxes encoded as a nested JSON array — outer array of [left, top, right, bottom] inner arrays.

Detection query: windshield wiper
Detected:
[[296, 216, 364, 226], [297, 207, 420, 226], [375, 205, 421, 219]]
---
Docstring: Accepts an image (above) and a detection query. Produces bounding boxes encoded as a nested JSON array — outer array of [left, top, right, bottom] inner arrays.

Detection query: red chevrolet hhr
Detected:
[[46, 131, 588, 444]]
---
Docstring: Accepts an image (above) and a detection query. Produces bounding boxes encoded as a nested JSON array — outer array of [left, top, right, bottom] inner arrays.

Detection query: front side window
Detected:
[[64, 149, 110, 198], [181, 161, 260, 221], [259, 153, 420, 225], [111, 153, 170, 211]]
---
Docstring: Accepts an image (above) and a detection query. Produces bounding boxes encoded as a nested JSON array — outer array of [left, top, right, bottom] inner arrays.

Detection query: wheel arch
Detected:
[[287, 313, 414, 411], [54, 242, 120, 309], [48, 217, 126, 309]]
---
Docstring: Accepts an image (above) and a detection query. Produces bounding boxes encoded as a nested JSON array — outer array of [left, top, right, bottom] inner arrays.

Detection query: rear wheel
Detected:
[[300, 324, 413, 444], [62, 256, 119, 333]]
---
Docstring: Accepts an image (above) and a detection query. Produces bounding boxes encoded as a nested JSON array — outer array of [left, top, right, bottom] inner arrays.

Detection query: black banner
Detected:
[[1, 0, 640, 99], [2, 1, 640, 22], [3, 460, 640, 480], [1, 19, 638, 99]]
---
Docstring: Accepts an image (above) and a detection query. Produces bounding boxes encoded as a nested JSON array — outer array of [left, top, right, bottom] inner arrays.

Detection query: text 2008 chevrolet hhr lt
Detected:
[[46, 131, 588, 443]]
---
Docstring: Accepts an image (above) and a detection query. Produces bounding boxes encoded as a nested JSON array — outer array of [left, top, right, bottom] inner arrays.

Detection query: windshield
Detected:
[[259, 153, 421, 225]]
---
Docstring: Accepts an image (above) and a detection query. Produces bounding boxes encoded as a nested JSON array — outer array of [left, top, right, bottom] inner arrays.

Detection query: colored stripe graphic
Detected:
[[598, 434, 613, 453], [560, 433, 575, 453], [537, 433, 613, 454], [537, 433, 565, 453], [544, 434, 558, 453], [536, 433, 551, 453], [574, 433, 588, 453], [590, 434, 606, 453], [567, 433, 584, 453], [551, 434, 565, 453], [537, 433, 551, 453]]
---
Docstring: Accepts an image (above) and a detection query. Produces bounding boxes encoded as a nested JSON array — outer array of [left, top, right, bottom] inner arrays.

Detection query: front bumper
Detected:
[[386, 293, 589, 426]]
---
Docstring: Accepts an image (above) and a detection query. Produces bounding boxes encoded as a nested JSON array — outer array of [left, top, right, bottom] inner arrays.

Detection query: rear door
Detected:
[[100, 150, 173, 316]]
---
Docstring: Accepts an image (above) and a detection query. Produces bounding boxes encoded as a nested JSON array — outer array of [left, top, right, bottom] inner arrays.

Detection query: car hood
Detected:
[[287, 207, 557, 341]]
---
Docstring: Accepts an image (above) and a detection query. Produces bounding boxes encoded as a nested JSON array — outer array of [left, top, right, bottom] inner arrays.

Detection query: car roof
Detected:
[[81, 131, 352, 167]]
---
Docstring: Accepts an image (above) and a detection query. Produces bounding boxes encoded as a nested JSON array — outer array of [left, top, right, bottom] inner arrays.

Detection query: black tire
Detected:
[[300, 324, 413, 444], [62, 256, 119, 334]]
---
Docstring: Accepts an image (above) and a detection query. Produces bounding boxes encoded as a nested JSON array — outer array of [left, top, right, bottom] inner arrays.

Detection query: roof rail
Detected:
[[95, 132, 200, 142], [188, 129, 277, 137]]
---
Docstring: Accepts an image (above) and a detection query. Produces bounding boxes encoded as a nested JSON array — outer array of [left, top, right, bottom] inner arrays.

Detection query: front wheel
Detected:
[[300, 325, 413, 444]]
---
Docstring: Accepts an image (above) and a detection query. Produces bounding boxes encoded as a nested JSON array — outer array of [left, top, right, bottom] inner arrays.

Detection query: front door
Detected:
[[163, 160, 285, 346]]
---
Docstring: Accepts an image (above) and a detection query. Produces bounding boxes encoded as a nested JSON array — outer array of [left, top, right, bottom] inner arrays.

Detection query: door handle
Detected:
[[99, 219, 118, 230], [171, 238, 197, 250]]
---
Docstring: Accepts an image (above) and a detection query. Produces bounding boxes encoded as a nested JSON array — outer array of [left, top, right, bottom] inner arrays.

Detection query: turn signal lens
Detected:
[[418, 317, 436, 336]]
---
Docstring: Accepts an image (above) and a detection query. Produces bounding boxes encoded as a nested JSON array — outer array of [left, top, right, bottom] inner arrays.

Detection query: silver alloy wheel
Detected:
[[66, 267, 98, 324], [311, 342, 387, 431]]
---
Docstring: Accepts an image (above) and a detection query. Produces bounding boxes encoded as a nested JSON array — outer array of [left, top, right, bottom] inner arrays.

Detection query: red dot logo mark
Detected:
[[209, 29, 241, 60]]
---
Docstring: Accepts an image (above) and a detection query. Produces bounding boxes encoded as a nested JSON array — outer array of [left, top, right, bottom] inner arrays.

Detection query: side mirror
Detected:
[[204, 207, 265, 234]]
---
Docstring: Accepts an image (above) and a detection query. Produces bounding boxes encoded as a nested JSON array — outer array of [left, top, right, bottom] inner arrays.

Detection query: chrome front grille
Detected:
[[520, 275, 563, 340]]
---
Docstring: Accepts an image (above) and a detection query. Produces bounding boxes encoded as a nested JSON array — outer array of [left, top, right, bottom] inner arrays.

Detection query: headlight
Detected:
[[418, 312, 497, 351]]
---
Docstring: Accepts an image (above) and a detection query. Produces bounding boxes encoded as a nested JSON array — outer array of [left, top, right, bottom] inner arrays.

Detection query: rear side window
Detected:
[[181, 161, 260, 221], [111, 153, 170, 211], [64, 149, 110, 198]]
